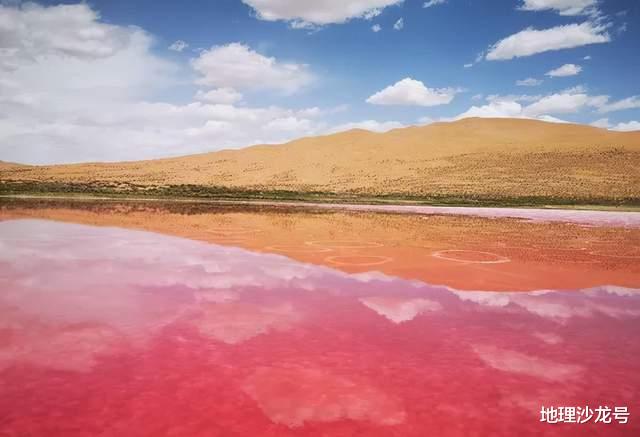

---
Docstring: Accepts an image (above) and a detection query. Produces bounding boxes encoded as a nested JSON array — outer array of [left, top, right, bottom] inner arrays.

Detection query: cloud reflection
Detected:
[[1, 218, 638, 378], [243, 366, 406, 427], [360, 296, 442, 323], [472, 345, 583, 382]]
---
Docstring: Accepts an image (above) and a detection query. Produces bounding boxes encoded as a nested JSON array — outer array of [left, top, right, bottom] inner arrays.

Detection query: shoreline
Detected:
[[2, 179, 639, 211], [1, 192, 640, 211], [3, 194, 640, 226]]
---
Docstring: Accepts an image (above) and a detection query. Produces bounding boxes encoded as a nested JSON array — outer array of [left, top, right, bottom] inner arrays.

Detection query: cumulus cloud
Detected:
[[0, 99, 334, 164], [596, 95, 640, 113], [240, 0, 403, 27], [393, 18, 404, 30], [194, 88, 243, 104], [516, 77, 543, 86], [518, 0, 599, 16], [454, 100, 525, 119], [191, 43, 313, 94], [485, 22, 610, 60], [0, 0, 381, 165], [328, 119, 404, 133], [452, 89, 609, 122], [424, 0, 446, 8], [168, 40, 188, 52], [589, 118, 640, 132], [372, 24, 381, 32], [486, 94, 542, 103], [0, 3, 348, 164], [612, 120, 640, 132], [590, 118, 610, 128], [522, 91, 604, 116], [0, 3, 134, 75], [366, 78, 459, 107], [546, 63, 582, 77]]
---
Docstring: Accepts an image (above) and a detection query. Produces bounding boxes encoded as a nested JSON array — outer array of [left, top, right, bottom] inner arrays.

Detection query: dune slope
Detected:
[[1, 118, 640, 202]]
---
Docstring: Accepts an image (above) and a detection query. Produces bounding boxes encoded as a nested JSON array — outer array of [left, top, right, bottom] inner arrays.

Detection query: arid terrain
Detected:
[[2, 118, 640, 204]]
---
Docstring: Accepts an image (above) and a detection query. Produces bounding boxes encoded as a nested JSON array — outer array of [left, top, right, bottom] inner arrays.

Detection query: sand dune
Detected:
[[2, 118, 640, 201]]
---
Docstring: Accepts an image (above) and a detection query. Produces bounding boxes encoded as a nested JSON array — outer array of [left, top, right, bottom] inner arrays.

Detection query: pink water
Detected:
[[248, 202, 640, 227], [0, 219, 639, 436]]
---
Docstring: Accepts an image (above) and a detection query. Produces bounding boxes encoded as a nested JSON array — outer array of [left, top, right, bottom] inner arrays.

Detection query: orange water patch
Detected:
[[325, 255, 393, 267], [2, 200, 639, 291], [431, 250, 511, 264], [306, 240, 384, 249], [265, 245, 332, 253]]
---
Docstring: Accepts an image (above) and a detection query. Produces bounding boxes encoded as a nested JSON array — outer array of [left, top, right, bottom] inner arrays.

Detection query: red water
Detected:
[[0, 219, 639, 436]]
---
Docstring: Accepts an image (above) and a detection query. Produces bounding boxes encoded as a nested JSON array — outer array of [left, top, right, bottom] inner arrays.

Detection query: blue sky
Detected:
[[1, 0, 639, 163]]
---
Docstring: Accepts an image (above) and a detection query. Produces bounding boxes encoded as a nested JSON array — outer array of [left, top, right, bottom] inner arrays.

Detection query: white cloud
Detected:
[[516, 77, 543, 86], [0, 3, 130, 71], [363, 8, 383, 20], [463, 63, 473, 68], [168, 40, 188, 52], [485, 22, 610, 60], [617, 22, 628, 34], [366, 77, 459, 107], [486, 94, 542, 103], [590, 118, 610, 128], [393, 17, 404, 30], [240, 0, 403, 27], [372, 24, 381, 32], [518, 0, 598, 16], [523, 92, 604, 116], [596, 96, 640, 113], [612, 121, 640, 132], [537, 114, 570, 123], [583, 55, 592, 60], [452, 89, 608, 122], [0, 3, 347, 164], [454, 100, 525, 119], [0, 99, 334, 164], [546, 63, 582, 77], [265, 116, 313, 132], [194, 88, 243, 104], [328, 120, 404, 133], [590, 118, 640, 132], [423, 0, 446, 8], [191, 43, 313, 94]]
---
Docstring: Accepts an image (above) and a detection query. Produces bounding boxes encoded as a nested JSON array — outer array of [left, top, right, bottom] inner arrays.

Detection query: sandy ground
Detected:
[[2, 118, 640, 200]]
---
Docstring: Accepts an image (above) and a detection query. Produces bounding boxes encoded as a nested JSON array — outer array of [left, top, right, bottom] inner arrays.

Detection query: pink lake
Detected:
[[1, 203, 639, 436]]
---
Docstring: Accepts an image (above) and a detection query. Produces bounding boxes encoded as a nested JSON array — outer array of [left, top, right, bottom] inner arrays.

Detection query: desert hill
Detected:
[[2, 118, 640, 202]]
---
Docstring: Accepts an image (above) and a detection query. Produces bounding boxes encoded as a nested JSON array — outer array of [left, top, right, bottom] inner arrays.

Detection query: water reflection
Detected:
[[243, 365, 407, 428], [360, 296, 443, 324], [0, 214, 639, 436], [2, 199, 639, 292]]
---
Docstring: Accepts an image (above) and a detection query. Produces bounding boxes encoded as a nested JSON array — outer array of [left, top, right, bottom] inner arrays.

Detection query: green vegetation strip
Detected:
[[1, 180, 639, 209]]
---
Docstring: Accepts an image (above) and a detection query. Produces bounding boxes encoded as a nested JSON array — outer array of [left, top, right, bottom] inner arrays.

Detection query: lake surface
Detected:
[[1, 199, 639, 436]]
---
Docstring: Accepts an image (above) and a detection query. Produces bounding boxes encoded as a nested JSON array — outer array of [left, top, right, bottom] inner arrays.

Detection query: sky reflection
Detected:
[[0, 217, 639, 436]]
